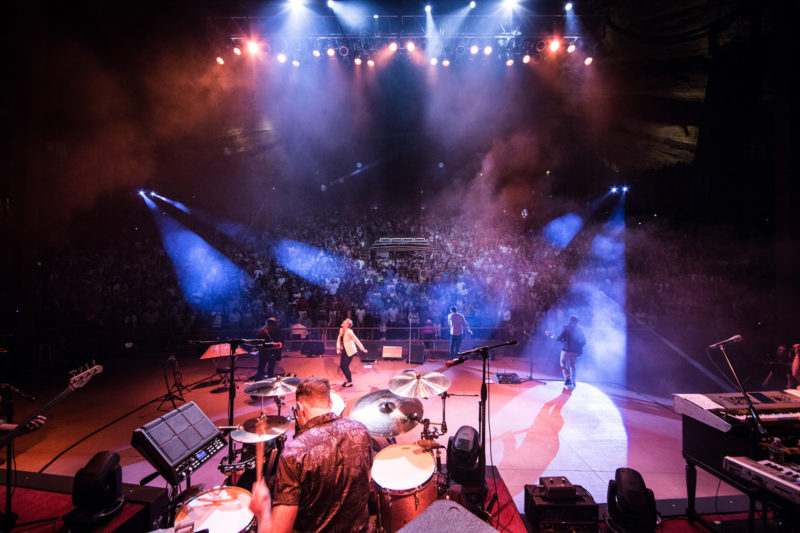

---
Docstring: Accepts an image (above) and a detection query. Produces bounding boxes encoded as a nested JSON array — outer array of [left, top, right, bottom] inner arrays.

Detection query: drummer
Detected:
[[249, 376, 372, 533]]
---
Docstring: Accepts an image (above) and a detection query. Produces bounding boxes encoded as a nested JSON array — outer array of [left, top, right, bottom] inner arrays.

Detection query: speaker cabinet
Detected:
[[409, 344, 426, 364]]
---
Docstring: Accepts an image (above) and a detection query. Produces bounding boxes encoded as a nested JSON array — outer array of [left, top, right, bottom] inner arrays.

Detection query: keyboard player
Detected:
[[762, 344, 795, 390]]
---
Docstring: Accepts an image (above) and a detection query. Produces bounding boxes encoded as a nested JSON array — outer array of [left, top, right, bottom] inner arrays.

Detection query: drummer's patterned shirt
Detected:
[[273, 412, 372, 532]]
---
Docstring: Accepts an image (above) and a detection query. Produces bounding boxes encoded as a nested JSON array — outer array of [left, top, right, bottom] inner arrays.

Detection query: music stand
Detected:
[[158, 355, 191, 411]]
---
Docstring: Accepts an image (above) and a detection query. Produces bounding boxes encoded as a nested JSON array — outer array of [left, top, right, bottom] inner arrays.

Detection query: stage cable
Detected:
[[37, 371, 216, 474]]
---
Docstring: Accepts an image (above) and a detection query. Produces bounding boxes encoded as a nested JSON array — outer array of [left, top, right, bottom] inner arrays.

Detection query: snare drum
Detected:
[[371, 444, 438, 533], [174, 486, 254, 533]]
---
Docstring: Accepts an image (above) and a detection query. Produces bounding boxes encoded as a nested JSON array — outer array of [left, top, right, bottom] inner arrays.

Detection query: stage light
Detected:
[[584, 56, 593, 65], [373, 13, 379, 19], [327, 0, 334, 6], [483, 45, 492, 55], [389, 42, 398, 52], [470, 1, 476, 7], [216, 56, 224, 65], [339, 45, 349, 56], [277, 53, 287, 63], [505, 58, 514, 66], [565, 2, 573, 11], [407, 41, 416, 52], [312, 49, 321, 57], [442, 58, 451, 66], [470, 44, 479, 55], [535, 40, 547, 52], [503, 0, 519, 7], [233, 46, 242, 56], [549, 39, 560, 52], [246, 40, 261, 55], [522, 54, 531, 63], [354, 57, 362, 65], [610, 186, 618, 193], [367, 59, 375, 67], [430, 57, 438, 65], [292, 59, 300, 67], [425, 4, 431, 12], [567, 43, 576, 53], [327, 47, 336, 57], [622, 186, 629, 192], [288, 0, 303, 8]]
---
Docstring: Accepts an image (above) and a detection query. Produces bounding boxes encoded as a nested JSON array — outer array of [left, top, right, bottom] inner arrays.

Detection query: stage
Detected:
[[3, 348, 747, 530]]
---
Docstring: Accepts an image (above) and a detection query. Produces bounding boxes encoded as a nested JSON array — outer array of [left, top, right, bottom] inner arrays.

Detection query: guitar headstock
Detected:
[[69, 362, 103, 390]]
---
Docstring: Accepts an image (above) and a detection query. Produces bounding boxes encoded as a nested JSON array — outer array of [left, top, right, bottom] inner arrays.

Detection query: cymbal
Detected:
[[350, 389, 423, 437], [244, 377, 302, 397], [230, 415, 291, 443], [388, 371, 450, 398]]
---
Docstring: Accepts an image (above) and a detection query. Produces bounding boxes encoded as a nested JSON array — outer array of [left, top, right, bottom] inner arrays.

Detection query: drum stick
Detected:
[[256, 441, 264, 483]]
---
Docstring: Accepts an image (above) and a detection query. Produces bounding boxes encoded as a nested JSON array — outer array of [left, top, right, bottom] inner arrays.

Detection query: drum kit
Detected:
[[175, 369, 459, 533]]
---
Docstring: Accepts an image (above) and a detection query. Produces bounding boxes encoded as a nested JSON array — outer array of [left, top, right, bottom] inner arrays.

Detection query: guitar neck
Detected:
[[0, 387, 74, 450]]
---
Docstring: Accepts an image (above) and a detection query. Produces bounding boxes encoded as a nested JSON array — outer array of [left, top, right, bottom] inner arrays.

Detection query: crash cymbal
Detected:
[[244, 377, 302, 397], [350, 389, 423, 438], [388, 371, 450, 398], [230, 415, 291, 443]]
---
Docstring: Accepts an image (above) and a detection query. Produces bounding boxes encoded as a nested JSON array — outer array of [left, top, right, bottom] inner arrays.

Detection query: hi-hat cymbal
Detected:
[[350, 389, 423, 438], [230, 415, 291, 443], [244, 377, 302, 397], [388, 371, 450, 398]]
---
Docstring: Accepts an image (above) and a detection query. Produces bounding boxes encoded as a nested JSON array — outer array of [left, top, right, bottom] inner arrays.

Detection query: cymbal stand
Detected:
[[273, 395, 285, 417], [224, 341, 243, 469]]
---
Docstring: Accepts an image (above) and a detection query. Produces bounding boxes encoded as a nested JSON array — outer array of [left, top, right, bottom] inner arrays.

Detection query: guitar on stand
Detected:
[[1, 363, 103, 529]]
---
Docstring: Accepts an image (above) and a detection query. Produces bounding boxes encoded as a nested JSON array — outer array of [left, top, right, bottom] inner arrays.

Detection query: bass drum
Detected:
[[371, 443, 438, 533], [174, 486, 254, 533]]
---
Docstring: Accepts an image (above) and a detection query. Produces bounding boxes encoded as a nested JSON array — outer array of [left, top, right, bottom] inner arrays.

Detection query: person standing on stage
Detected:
[[336, 318, 367, 388], [547, 315, 586, 389], [249, 377, 372, 533], [447, 306, 472, 361], [256, 317, 283, 381]]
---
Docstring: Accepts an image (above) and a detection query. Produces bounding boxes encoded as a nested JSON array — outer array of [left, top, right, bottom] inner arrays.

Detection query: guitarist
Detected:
[[545, 315, 586, 389], [0, 390, 46, 457]]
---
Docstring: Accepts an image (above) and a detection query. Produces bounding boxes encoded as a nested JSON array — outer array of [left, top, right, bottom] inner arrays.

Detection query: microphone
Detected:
[[446, 357, 467, 368], [708, 334, 742, 349], [0, 383, 36, 402]]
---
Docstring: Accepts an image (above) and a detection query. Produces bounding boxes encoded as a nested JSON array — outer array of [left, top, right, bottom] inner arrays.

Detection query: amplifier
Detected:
[[524, 484, 598, 532], [131, 401, 226, 486]]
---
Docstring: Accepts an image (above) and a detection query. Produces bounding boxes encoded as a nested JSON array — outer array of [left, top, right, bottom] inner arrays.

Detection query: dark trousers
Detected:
[[340, 353, 353, 383], [257, 350, 279, 380], [450, 334, 463, 359]]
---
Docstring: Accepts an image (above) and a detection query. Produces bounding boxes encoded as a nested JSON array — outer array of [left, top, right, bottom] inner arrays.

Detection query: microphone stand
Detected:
[[0, 386, 17, 530], [457, 340, 517, 510], [717, 344, 767, 436]]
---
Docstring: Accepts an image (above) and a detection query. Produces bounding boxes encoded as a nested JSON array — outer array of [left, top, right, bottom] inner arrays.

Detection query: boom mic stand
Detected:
[[0, 388, 15, 530], [519, 332, 546, 385], [456, 340, 518, 513]]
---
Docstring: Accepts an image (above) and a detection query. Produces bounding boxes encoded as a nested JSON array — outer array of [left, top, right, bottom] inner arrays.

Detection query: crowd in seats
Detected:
[[29, 203, 775, 365]]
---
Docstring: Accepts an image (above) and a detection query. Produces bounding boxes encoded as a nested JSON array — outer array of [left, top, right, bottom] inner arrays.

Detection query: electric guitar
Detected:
[[0, 363, 103, 449]]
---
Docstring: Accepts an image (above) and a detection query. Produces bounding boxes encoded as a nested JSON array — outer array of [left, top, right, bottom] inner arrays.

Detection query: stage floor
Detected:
[[7, 350, 743, 521]]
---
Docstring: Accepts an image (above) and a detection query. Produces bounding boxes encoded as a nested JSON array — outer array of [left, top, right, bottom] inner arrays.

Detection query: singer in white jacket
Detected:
[[336, 319, 368, 388]]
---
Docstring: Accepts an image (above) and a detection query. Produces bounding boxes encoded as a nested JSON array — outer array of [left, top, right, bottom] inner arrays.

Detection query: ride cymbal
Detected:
[[350, 389, 423, 437]]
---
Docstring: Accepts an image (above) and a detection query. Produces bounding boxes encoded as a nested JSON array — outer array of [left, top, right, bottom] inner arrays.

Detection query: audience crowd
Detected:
[[27, 202, 777, 366]]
